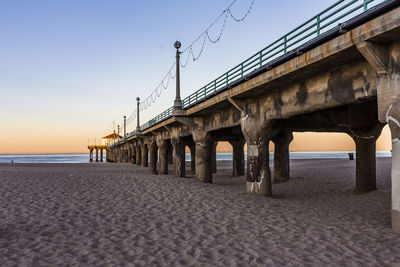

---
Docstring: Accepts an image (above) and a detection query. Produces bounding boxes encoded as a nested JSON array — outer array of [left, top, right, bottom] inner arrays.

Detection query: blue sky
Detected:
[[3, 0, 386, 153]]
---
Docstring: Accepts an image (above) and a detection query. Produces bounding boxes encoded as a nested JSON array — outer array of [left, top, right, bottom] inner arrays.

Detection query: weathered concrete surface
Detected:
[[229, 139, 245, 177], [211, 141, 217, 174], [188, 143, 196, 173], [141, 143, 148, 168], [192, 127, 212, 183], [171, 134, 185, 178], [349, 124, 385, 193], [241, 107, 279, 196], [156, 138, 169, 175], [272, 132, 293, 183], [148, 139, 158, 175]]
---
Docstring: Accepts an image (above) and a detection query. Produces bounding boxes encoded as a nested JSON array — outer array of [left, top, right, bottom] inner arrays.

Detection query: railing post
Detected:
[[214, 80, 217, 92], [259, 51, 263, 67], [195, 91, 198, 102], [317, 15, 320, 36], [226, 73, 229, 86], [241, 63, 244, 78], [363, 0, 368, 11]]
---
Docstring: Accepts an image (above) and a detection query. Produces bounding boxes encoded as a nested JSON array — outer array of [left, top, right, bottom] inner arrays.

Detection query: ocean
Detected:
[[0, 151, 392, 164]]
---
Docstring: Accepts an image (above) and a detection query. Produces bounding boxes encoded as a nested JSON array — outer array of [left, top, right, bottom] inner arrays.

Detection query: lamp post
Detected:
[[174, 41, 182, 110], [123, 115, 126, 139], [136, 97, 141, 132]]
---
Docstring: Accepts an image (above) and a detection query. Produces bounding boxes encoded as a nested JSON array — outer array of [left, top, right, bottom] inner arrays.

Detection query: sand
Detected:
[[0, 158, 399, 266]]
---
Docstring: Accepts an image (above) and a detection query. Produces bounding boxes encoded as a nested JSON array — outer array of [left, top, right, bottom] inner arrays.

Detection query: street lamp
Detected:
[[174, 40, 182, 110], [136, 97, 141, 132], [124, 115, 126, 139]]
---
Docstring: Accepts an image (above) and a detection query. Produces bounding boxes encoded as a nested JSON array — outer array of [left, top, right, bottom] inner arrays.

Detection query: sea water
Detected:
[[0, 151, 392, 164]]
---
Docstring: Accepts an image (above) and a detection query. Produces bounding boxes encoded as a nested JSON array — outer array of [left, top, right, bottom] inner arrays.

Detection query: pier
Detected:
[[107, 0, 400, 230]]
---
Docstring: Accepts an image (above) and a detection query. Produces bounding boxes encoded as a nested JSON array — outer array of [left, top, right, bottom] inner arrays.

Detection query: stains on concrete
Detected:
[[232, 109, 241, 123], [274, 90, 283, 116], [326, 69, 355, 103], [296, 82, 308, 106]]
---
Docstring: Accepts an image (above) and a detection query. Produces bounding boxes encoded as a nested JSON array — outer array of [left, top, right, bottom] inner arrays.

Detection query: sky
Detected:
[[0, 0, 392, 153]]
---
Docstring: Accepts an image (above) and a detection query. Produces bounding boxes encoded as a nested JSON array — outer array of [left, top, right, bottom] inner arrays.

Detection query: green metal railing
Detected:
[[114, 0, 386, 145]]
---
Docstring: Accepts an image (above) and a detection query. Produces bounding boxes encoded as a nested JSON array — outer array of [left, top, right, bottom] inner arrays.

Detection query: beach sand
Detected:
[[0, 158, 399, 266]]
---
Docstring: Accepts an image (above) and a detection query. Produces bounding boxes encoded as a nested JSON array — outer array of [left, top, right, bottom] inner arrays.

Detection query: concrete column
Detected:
[[193, 129, 212, 183], [171, 137, 185, 177], [168, 145, 173, 165], [141, 144, 148, 168], [100, 149, 103, 162], [95, 148, 99, 162], [272, 131, 293, 183], [211, 141, 217, 173], [156, 139, 169, 175], [132, 145, 136, 164], [89, 149, 93, 162], [148, 141, 158, 174], [106, 149, 110, 162], [388, 100, 400, 231], [241, 113, 276, 196], [229, 139, 245, 177], [387, 42, 400, 232], [136, 144, 141, 166], [349, 124, 383, 193], [188, 144, 196, 173]]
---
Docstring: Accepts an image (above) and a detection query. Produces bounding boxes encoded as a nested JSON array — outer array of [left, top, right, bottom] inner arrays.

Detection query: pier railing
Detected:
[[113, 0, 388, 147]]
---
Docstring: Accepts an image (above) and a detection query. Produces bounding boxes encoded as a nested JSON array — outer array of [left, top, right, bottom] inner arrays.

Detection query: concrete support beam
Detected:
[[241, 109, 278, 196], [357, 41, 390, 122], [89, 149, 93, 162], [156, 139, 169, 175], [171, 137, 186, 177], [132, 145, 136, 164], [100, 149, 103, 162], [95, 148, 99, 162], [272, 131, 293, 183], [349, 124, 384, 193], [168, 145, 173, 165], [387, 42, 400, 231], [141, 144, 148, 168], [389, 102, 400, 231], [136, 144, 142, 166], [229, 139, 245, 177], [193, 129, 212, 183], [211, 141, 217, 174], [148, 141, 158, 174]]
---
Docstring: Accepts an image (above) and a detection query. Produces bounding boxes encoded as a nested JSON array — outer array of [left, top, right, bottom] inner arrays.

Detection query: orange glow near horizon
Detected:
[[1, 125, 392, 154]]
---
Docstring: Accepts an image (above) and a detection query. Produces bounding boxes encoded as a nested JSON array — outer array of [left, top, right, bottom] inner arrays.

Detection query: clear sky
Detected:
[[0, 0, 391, 153]]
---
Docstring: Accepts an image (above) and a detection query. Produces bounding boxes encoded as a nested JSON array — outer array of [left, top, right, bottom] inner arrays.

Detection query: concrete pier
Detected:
[[229, 139, 245, 177], [272, 132, 293, 183], [171, 137, 185, 177], [106, 9, 400, 230]]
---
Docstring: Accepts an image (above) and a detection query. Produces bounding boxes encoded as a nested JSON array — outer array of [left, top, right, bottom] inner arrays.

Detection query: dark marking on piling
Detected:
[[296, 82, 308, 106], [326, 69, 355, 103], [232, 109, 241, 123], [274, 90, 283, 116]]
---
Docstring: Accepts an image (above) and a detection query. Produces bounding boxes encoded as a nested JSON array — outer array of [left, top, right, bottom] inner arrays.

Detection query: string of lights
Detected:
[[118, 0, 255, 127]]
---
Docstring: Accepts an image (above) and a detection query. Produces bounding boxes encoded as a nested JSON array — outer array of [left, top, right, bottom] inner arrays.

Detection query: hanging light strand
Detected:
[[116, 0, 255, 126]]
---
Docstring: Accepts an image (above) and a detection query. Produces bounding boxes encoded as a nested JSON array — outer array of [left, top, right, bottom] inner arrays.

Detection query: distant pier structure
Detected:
[[88, 133, 121, 162]]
